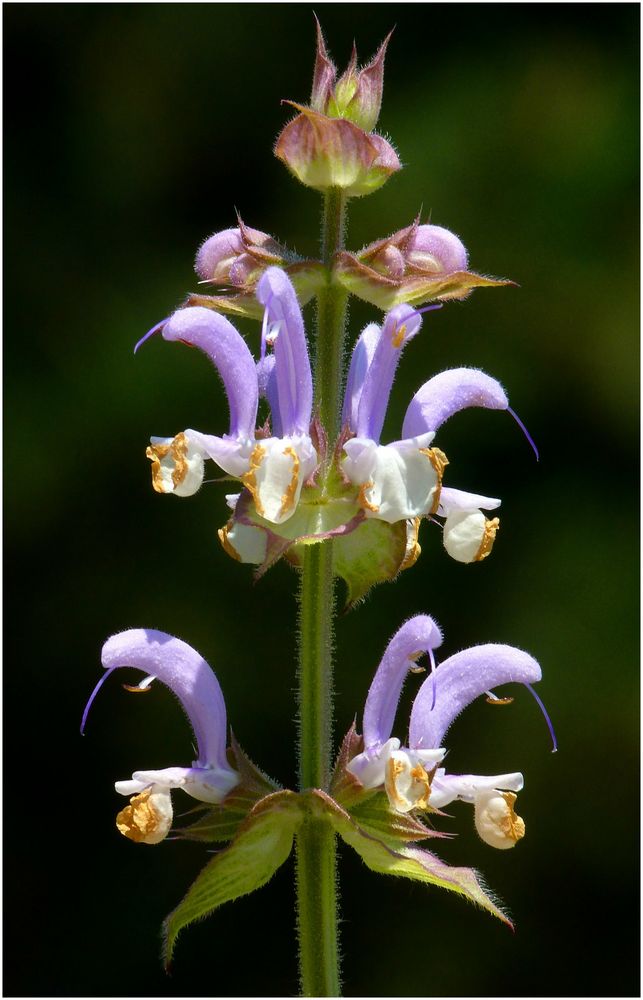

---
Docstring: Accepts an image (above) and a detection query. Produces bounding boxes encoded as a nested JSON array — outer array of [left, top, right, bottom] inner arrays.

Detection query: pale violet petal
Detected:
[[184, 430, 254, 479], [409, 644, 542, 751], [355, 304, 423, 443], [346, 737, 401, 789], [342, 323, 380, 431], [101, 630, 237, 778], [438, 486, 501, 514], [256, 268, 313, 437], [402, 368, 508, 438], [429, 770, 524, 809], [162, 307, 259, 441], [362, 616, 443, 750]]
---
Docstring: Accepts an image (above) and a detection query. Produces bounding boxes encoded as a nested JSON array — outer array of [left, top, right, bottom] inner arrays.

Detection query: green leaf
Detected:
[[163, 790, 302, 967], [333, 517, 407, 607], [313, 790, 512, 928]]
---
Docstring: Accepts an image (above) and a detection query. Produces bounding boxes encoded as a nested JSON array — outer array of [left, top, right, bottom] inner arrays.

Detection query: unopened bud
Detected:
[[275, 104, 400, 198], [195, 225, 283, 286], [310, 20, 392, 132], [335, 219, 512, 309]]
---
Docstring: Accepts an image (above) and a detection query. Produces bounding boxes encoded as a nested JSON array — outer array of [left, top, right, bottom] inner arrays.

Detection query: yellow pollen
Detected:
[[400, 517, 422, 571], [391, 322, 407, 349], [357, 481, 380, 513], [122, 684, 152, 694], [241, 444, 267, 517], [486, 694, 514, 706], [169, 432, 190, 487], [500, 792, 526, 843], [116, 789, 168, 844], [420, 447, 449, 514], [474, 517, 500, 561], [278, 446, 300, 519], [218, 522, 241, 562], [409, 763, 431, 810], [145, 433, 190, 493], [384, 757, 408, 809], [146, 440, 172, 493]]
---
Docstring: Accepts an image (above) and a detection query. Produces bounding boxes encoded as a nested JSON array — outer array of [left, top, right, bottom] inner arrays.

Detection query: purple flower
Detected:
[[83, 629, 239, 844], [347, 615, 544, 849], [145, 267, 317, 525], [341, 304, 514, 562]]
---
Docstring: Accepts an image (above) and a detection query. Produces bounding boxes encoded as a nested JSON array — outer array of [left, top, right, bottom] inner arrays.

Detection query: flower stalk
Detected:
[[294, 187, 348, 996]]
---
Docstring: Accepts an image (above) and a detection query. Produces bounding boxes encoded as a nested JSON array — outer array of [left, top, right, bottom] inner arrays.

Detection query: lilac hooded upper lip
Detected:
[[101, 629, 234, 775]]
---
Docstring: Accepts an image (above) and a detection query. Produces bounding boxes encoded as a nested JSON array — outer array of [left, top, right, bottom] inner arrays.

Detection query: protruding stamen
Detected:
[[122, 674, 156, 694], [485, 690, 514, 706], [508, 406, 539, 462], [525, 682, 558, 752], [80, 666, 118, 734], [134, 318, 169, 355]]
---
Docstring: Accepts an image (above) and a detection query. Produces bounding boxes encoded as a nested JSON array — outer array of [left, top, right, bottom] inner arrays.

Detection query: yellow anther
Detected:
[[391, 322, 407, 349]]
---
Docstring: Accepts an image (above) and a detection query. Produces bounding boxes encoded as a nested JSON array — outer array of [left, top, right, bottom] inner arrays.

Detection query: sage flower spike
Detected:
[[348, 617, 546, 849], [146, 267, 317, 525], [84, 629, 240, 845]]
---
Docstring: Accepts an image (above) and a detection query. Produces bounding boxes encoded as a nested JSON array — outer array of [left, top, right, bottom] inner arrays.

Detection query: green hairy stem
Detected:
[[295, 189, 347, 997]]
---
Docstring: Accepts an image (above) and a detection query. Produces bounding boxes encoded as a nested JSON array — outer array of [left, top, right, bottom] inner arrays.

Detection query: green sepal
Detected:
[[163, 790, 302, 968], [182, 261, 325, 320], [334, 251, 515, 310], [333, 517, 408, 608], [179, 734, 281, 844], [309, 789, 512, 929], [329, 727, 444, 841]]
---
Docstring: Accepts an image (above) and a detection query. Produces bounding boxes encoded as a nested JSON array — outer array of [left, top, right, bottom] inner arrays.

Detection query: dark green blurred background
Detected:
[[5, 4, 639, 997]]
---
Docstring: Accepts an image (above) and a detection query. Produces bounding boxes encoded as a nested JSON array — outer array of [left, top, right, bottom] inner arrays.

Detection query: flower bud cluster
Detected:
[[274, 23, 400, 197]]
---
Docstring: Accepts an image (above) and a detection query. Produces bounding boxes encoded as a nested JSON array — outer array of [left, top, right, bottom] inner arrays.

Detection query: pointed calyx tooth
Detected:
[[116, 788, 173, 845]]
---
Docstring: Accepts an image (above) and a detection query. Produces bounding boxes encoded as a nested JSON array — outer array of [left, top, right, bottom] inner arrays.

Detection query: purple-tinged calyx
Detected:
[[274, 102, 401, 198], [348, 620, 548, 850], [309, 20, 391, 131], [145, 268, 317, 525], [85, 629, 240, 844], [334, 219, 514, 310], [195, 224, 284, 287]]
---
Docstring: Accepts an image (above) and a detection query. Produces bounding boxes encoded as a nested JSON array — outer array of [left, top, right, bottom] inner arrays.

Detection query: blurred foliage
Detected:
[[5, 5, 638, 997]]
